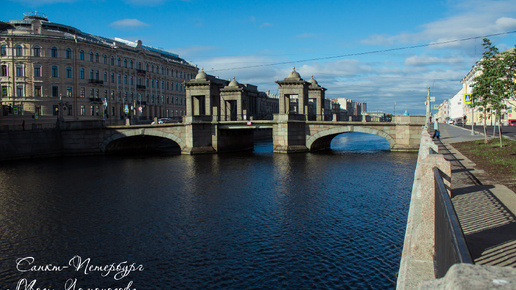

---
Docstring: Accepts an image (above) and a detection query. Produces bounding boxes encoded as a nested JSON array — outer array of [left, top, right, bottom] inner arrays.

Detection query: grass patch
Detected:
[[453, 138, 516, 192]]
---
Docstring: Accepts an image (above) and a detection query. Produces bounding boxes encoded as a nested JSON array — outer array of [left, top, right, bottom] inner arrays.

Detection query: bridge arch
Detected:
[[100, 128, 186, 152], [306, 125, 396, 151]]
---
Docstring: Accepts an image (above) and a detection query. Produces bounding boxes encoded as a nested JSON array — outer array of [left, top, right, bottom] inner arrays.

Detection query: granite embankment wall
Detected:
[[397, 129, 516, 289], [0, 129, 63, 160]]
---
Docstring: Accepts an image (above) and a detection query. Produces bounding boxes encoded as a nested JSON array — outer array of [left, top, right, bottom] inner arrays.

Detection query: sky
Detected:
[[3, 0, 516, 115]]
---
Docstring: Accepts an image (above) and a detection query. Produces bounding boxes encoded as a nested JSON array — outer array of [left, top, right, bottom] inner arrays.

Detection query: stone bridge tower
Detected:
[[276, 67, 310, 116], [307, 75, 326, 121]]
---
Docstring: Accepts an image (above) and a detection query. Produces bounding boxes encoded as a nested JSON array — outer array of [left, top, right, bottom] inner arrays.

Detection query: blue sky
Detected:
[[3, 0, 516, 115]]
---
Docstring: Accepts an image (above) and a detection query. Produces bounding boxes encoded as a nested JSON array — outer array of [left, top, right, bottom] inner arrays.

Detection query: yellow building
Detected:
[[1, 12, 198, 129], [461, 51, 515, 126]]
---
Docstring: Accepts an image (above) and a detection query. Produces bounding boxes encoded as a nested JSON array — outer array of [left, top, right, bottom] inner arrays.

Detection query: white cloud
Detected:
[[296, 33, 317, 39], [362, 0, 516, 49], [110, 19, 150, 29]]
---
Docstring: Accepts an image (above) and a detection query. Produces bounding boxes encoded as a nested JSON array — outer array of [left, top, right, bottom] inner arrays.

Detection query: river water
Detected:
[[0, 133, 416, 289]]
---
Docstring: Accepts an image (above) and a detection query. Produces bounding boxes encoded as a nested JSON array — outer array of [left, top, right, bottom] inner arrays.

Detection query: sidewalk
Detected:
[[436, 124, 516, 267]]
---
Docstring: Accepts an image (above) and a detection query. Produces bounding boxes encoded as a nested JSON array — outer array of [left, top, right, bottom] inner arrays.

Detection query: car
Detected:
[[152, 117, 182, 125], [448, 120, 454, 124], [509, 119, 516, 126], [455, 119, 463, 126]]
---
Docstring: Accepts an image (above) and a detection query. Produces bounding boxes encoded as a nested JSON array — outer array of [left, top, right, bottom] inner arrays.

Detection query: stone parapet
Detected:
[[420, 264, 516, 289], [397, 130, 450, 289]]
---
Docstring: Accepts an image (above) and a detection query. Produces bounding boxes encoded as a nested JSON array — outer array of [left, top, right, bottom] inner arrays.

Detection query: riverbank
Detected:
[[397, 124, 516, 289]]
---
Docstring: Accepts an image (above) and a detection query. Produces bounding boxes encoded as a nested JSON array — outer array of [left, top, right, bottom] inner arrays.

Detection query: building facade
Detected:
[[0, 13, 198, 128]]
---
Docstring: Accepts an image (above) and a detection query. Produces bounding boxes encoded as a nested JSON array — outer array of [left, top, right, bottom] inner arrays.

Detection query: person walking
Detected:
[[432, 118, 440, 139]]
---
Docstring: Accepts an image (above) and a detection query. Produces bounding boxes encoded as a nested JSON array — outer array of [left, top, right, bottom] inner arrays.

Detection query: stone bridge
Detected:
[[59, 114, 424, 155]]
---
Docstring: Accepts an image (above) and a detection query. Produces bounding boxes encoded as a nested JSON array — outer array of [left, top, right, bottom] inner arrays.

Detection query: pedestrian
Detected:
[[22, 120, 25, 131], [432, 118, 439, 139]]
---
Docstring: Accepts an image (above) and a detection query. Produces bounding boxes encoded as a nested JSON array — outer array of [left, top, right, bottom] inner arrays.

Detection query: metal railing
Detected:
[[433, 166, 473, 278]]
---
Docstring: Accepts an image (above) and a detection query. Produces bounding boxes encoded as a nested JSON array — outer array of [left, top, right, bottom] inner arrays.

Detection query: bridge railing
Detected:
[[431, 148, 473, 278]]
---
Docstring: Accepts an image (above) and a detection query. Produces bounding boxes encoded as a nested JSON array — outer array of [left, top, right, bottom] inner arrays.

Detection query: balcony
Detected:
[[136, 69, 146, 75], [88, 79, 104, 85], [136, 85, 146, 90]]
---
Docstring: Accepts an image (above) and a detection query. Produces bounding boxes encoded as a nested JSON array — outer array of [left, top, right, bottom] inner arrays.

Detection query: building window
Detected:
[[34, 85, 42, 97], [51, 47, 57, 58], [95, 53, 99, 63], [66, 67, 72, 78], [124, 59, 127, 68], [124, 75, 127, 84], [53, 105, 59, 116], [66, 48, 71, 59], [89, 52, 93, 62], [33, 46, 41, 57], [130, 60, 133, 69], [16, 45, 23, 57], [34, 65, 41, 77], [111, 73, 114, 83], [95, 70, 99, 80], [79, 50, 84, 60], [80, 87, 85, 98], [16, 65, 24, 77], [117, 74, 121, 84], [104, 71, 107, 82], [67, 105, 73, 116], [1, 45, 6, 56], [1, 64, 7, 76], [91, 105, 95, 116], [103, 55, 107, 64], [52, 86, 58, 97], [118, 57, 121, 67], [90, 69, 94, 79], [111, 56, 114, 66], [80, 68, 85, 79], [90, 88, 94, 97], [130, 76, 133, 85], [81, 105, 85, 115], [51, 66, 58, 77], [16, 86, 24, 97], [67, 87, 72, 97]]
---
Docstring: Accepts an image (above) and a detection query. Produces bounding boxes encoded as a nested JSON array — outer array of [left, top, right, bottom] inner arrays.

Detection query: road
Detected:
[[448, 123, 516, 140]]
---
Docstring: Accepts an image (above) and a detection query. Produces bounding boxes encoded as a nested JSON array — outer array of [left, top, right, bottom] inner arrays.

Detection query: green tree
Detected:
[[471, 38, 500, 144]]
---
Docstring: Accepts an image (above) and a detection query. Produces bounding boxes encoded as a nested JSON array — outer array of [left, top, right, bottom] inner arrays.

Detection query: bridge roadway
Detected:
[[91, 115, 425, 154]]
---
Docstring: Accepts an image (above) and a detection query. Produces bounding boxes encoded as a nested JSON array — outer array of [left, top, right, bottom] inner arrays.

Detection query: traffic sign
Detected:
[[434, 105, 439, 109], [124, 104, 129, 114], [508, 109, 513, 114], [464, 93, 471, 104], [13, 105, 18, 115]]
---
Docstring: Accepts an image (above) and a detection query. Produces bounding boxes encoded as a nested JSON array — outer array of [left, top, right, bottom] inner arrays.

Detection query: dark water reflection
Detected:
[[0, 133, 416, 289]]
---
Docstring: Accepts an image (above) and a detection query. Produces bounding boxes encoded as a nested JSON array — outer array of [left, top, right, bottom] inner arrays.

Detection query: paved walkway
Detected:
[[436, 124, 516, 267]]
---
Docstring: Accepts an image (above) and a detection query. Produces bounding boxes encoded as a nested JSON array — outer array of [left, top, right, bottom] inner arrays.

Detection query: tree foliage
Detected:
[[471, 39, 516, 146]]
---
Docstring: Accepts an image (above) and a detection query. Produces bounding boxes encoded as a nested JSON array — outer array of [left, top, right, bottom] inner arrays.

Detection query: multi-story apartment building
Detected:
[[1, 12, 198, 128]]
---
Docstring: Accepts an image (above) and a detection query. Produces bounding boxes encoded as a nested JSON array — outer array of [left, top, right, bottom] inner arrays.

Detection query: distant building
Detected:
[[0, 12, 198, 127], [333, 98, 363, 121], [433, 99, 449, 122]]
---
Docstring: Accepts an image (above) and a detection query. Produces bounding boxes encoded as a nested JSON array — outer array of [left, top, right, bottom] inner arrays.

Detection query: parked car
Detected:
[[152, 117, 182, 125], [448, 120, 454, 124], [455, 119, 463, 126], [509, 119, 516, 126]]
